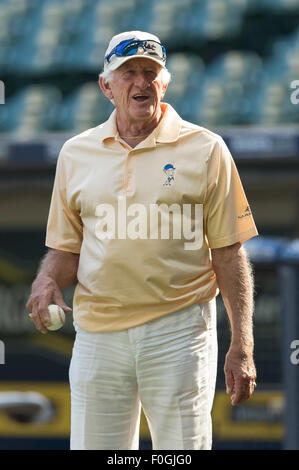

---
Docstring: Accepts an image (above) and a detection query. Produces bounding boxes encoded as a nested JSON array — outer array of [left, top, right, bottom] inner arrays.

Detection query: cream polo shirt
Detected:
[[45, 103, 258, 332]]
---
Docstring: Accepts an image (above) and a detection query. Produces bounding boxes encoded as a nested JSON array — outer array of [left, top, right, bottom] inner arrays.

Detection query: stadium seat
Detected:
[[166, 53, 205, 101], [206, 51, 263, 86], [0, 3, 12, 47], [0, 85, 62, 134], [54, 82, 114, 132], [188, 0, 247, 40], [149, 0, 193, 41], [246, 77, 292, 125], [196, 51, 264, 125], [270, 29, 299, 85], [64, 0, 140, 72], [194, 81, 232, 126]]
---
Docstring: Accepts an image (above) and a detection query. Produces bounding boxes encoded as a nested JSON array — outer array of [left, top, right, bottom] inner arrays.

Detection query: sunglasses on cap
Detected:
[[104, 39, 167, 66]]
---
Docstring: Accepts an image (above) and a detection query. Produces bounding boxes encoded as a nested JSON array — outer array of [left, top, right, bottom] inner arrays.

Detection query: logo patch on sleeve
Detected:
[[238, 206, 252, 219]]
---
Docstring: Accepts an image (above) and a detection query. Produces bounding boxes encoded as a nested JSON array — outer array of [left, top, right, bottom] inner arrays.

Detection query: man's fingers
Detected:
[[28, 297, 72, 334], [25, 299, 33, 313], [52, 292, 72, 313], [225, 369, 234, 395], [54, 301, 72, 313], [230, 374, 256, 406], [26, 277, 71, 334], [29, 308, 48, 334], [28, 300, 53, 334]]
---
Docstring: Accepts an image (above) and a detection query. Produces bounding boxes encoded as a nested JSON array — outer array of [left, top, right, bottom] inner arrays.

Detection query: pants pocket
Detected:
[[194, 303, 211, 330]]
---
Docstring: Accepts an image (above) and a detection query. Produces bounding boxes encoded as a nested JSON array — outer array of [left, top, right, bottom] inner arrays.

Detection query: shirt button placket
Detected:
[[125, 153, 136, 197]]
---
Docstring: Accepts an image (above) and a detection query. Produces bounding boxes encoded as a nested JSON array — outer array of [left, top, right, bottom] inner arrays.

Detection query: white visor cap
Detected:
[[103, 31, 167, 72]]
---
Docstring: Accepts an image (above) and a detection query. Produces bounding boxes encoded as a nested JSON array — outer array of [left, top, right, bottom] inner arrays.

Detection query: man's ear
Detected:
[[98, 76, 114, 100], [161, 83, 168, 101]]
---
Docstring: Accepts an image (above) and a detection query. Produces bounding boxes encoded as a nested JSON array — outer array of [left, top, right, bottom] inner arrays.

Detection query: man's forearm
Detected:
[[35, 248, 80, 290], [211, 243, 254, 353], [211, 242, 256, 405]]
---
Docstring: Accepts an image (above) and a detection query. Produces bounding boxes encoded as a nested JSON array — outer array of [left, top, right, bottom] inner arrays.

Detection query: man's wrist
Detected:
[[33, 274, 57, 288], [229, 340, 254, 357]]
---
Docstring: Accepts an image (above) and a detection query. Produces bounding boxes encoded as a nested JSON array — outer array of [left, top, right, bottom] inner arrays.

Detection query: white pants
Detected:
[[69, 300, 218, 450]]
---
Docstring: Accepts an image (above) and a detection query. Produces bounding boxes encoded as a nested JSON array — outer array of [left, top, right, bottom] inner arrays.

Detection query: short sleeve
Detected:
[[45, 146, 83, 253], [204, 137, 258, 249]]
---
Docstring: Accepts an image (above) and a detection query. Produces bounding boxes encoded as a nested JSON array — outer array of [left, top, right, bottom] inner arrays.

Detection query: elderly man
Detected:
[[26, 31, 258, 450]]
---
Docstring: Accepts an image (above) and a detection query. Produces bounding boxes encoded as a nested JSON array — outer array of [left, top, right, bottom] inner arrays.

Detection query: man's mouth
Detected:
[[132, 94, 150, 102]]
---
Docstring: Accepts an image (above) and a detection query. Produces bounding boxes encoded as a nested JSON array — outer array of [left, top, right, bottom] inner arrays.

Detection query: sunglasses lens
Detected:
[[121, 42, 139, 56]]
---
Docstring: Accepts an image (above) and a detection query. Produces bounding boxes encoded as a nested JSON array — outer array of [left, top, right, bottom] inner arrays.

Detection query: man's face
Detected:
[[100, 58, 167, 124]]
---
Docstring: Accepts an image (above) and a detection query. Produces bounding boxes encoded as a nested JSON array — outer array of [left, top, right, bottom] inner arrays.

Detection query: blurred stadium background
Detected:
[[0, 0, 299, 451]]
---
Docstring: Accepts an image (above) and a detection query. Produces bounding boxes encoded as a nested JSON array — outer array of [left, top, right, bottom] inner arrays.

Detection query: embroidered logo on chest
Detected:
[[163, 163, 176, 186]]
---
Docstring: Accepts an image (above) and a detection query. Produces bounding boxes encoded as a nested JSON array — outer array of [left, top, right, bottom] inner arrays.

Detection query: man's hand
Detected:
[[26, 275, 72, 334], [26, 249, 79, 334], [224, 345, 257, 406]]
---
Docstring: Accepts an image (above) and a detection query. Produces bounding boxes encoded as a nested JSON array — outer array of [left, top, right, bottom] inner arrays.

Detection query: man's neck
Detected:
[[116, 109, 162, 148]]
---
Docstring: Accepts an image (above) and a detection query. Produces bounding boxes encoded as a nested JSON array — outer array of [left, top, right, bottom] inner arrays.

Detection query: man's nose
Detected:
[[134, 73, 149, 89]]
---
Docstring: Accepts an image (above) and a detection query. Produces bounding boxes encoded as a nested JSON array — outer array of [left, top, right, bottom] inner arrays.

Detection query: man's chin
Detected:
[[130, 108, 154, 121], [132, 102, 161, 118]]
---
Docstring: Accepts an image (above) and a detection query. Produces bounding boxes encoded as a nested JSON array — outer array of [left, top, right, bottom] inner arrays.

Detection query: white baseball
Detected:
[[47, 304, 65, 331]]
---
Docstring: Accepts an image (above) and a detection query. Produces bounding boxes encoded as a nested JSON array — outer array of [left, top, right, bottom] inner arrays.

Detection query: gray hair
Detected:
[[99, 66, 171, 87]]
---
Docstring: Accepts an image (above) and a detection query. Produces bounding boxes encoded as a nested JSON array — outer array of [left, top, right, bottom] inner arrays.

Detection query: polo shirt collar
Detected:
[[100, 109, 118, 143], [101, 103, 182, 146], [155, 103, 182, 143]]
